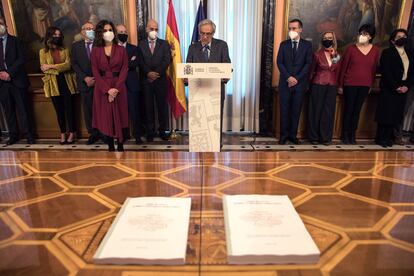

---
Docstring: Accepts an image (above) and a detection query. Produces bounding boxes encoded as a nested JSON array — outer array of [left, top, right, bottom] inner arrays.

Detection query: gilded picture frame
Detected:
[[284, 0, 408, 51], [6, 0, 128, 74]]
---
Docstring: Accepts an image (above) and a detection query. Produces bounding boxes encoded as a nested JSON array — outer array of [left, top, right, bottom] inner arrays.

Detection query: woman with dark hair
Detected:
[[91, 20, 128, 151], [308, 31, 341, 145], [375, 29, 412, 147], [39, 26, 77, 144], [338, 24, 380, 144]]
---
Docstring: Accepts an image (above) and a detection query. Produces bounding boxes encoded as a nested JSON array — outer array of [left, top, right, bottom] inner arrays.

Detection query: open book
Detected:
[[223, 195, 320, 264], [93, 197, 191, 265]]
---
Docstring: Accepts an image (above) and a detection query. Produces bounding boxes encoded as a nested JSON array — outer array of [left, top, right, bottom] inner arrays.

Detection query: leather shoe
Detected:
[[160, 132, 170, 141], [289, 137, 301, 145], [135, 137, 143, 144], [86, 135, 99, 145], [6, 137, 19, 145], [278, 137, 287, 145], [310, 141, 318, 145]]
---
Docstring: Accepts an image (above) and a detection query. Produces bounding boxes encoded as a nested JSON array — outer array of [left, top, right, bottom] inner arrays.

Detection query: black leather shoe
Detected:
[[290, 137, 301, 145], [278, 137, 287, 145], [135, 137, 143, 144], [6, 137, 19, 145], [160, 132, 170, 141], [86, 135, 99, 145], [310, 141, 318, 145], [117, 143, 124, 152], [27, 138, 36, 144]]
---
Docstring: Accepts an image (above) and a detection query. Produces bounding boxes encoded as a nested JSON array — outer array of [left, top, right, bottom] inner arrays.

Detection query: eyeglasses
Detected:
[[200, 32, 213, 36]]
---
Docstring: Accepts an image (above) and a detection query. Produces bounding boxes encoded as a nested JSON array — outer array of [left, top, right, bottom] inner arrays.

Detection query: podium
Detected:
[[177, 63, 232, 152]]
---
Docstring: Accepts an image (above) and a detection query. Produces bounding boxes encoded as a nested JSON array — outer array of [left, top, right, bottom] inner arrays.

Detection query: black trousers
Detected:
[[80, 87, 99, 136], [0, 83, 34, 139], [279, 83, 306, 139], [307, 84, 337, 142], [143, 79, 169, 137], [127, 89, 144, 138], [342, 86, 369, 132], [376, 123, 394, 144], [51, 75, 76, 134]]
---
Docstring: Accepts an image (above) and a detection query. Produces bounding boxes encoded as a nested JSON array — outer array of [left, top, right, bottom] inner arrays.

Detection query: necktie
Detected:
[[86, 42, 92, 59], [203, 45, 210, 62], [150, 40, 155, 54], [292, 41, 298, 60], [0, 38, 5, 71]]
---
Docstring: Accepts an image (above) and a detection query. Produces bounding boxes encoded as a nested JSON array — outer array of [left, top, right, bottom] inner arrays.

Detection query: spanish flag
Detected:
[[165, 0, 186, 118]]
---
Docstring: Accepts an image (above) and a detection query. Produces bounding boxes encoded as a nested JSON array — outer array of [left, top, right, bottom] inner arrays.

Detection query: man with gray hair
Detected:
[[186, 19, 231, 147]]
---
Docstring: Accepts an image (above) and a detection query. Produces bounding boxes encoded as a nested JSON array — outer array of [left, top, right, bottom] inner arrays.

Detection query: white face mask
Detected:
[[358, 34, 369, 44], [0, 25, 6, 36], [148, 30, 158, 40], [103, 31, 114, 42], [289, 31, 299, 40]]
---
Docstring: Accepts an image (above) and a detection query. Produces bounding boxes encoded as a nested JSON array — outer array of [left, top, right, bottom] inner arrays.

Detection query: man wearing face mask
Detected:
[[116, 24, 143, 144], [137, 19, 171, 142], [71, 22, 101, 145], [276, 19, 313, 145], [0, 17, 35, 145]]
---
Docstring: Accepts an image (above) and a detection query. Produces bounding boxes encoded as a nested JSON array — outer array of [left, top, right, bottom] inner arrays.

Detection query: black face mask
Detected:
[[51, 36, 63, 47], [394, 37, 407, 47], [118, 34, 128, 43], [321, 39, 334, 48]]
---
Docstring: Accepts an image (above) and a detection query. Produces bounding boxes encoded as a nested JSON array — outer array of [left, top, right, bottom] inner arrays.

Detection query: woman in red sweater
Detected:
[[308, 31, 341, 145], [338, 24, 380, 144]]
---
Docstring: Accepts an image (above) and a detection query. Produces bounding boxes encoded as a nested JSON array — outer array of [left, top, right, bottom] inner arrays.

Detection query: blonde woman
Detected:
[[40, 26, 78, 144], [308, 31, 341, 145]]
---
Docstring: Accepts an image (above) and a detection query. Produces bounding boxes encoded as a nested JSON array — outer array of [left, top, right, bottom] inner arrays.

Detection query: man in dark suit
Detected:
[[71, 22, 101, 144], [277, 19, 312, 145], [0, 17, 35, 145], [186, 19, 231, 146], [116, 24, 144, 144], [137, 19, 171, 142]]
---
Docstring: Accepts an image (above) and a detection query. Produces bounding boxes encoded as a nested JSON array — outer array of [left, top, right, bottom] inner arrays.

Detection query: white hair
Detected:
[[198, 19, 216, 34]]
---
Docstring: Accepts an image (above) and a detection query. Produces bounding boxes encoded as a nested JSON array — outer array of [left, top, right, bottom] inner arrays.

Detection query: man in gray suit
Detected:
[[186, 19, 231, 146]]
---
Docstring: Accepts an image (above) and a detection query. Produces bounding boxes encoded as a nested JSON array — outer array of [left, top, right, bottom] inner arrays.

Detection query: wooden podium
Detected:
[[177, 63, 232, 152]]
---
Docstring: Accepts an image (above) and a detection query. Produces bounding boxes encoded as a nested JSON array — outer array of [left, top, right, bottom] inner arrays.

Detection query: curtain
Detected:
[[136, 0, 149, 41], [259, 0, 276, 136], [148, 0, 263, 132], [208, 0, 263, 132]]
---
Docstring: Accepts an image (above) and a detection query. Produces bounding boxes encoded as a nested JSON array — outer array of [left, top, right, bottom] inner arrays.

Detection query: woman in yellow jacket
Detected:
[[40, 26, 78, 144]]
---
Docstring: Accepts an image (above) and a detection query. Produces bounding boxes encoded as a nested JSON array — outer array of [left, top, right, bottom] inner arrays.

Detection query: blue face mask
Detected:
[[85, 30, 95, 41]]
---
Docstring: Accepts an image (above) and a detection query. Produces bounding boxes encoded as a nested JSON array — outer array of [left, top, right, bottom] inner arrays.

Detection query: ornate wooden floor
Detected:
[[0, 150, 414, 275]]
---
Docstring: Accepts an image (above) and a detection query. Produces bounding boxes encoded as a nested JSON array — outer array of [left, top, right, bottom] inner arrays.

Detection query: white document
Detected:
[[93, 197, 192, 265], [223, 195, 320, 264]]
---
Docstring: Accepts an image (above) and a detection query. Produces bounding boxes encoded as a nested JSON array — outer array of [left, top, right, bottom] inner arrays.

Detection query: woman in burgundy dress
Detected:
[[337, 24, 380, 144], [91, 20, 128, 151]]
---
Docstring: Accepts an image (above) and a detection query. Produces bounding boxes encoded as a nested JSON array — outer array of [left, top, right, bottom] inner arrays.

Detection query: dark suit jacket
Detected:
[[125, 43, 140, 92], [277, 38, 313, 89], [376, 46, 413, 125], [186, 38, 231, 63], [0, 34, 29, 90], [186, 38, 231, 97], [137, 38, 171, 85], [380, 46, 413, 91], [71, 40, 92, 92]]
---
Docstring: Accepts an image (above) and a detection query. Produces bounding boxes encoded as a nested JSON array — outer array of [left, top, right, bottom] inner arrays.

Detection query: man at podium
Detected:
[[186, 19, 231, 147]]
